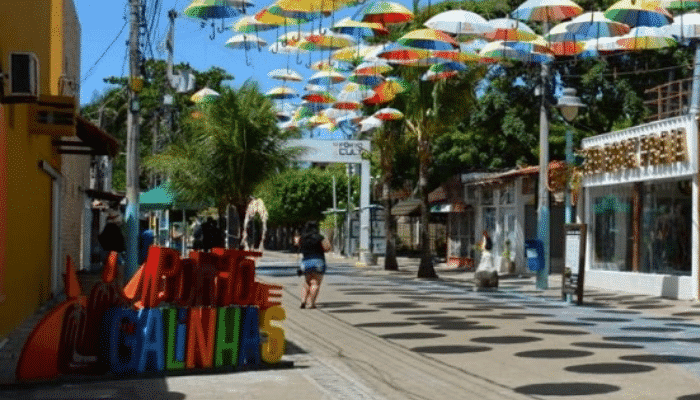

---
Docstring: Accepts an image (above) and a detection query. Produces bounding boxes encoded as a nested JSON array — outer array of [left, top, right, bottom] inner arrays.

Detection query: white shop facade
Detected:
[[580, 115, 700, 299]]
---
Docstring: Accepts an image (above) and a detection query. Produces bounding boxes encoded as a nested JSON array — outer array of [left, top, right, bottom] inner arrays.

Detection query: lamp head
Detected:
[[557, 88, 584, 122]]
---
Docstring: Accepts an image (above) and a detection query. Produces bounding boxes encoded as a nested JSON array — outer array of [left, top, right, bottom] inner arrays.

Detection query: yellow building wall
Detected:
[[0, 0, 80, 337]]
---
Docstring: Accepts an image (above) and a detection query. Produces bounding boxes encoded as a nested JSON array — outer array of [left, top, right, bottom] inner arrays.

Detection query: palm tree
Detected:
[[401, 68, 484, 278], [374, 122, 400, 270], [146, 80, 298, 247]]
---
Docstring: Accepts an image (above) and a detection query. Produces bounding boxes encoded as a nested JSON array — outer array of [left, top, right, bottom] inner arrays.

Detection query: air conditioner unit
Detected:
[[6, 52, 39, 101]]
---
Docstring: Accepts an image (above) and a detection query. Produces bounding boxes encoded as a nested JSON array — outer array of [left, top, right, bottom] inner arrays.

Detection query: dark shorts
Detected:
[[300, 258, 326, 275]]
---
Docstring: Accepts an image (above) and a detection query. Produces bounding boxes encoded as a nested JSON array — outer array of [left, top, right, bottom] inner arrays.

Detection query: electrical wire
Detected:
[[81, 18, 129, 84]]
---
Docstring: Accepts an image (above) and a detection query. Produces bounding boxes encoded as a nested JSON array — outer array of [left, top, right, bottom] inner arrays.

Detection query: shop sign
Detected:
[[16, 247, 285, 381], [580, 115, 698, 185], [579, 128, 688, 175]]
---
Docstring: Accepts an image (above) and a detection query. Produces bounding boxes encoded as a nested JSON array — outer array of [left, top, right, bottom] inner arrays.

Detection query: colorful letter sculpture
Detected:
[[16, 247, 285, 381]]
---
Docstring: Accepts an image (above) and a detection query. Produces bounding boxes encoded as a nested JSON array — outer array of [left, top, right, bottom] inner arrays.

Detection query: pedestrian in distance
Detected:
[[98, 209, 125, 263], [295, 221, 331, 309], [202, 217, 220, 252], [477, 230, 495, 272]]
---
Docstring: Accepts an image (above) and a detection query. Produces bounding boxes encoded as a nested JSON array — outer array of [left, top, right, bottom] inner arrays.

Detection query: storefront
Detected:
[[580, 115, 699, 299]]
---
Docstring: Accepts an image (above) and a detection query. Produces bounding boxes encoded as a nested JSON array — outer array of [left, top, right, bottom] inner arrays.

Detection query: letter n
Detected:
[[186, 307, 217, 369]]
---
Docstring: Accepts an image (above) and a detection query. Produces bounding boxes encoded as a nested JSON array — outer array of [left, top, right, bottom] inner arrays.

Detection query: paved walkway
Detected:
[[1, 251, 700, 399]]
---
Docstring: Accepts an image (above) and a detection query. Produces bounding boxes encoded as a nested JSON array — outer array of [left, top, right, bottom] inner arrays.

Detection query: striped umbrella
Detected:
[[578, 36, 625, 58], [604, 0, 673, 28], [355, 60, 393, 75], [483, 18, 539, 41], [224, 34, 267, 49], [373, 107, 404, 120], [479, 40, 554, 64], [331, 44, 383, 63], [184, 0, 251, 19], [511, 0, 584, 23], [348, 73, 385, 87], [555, 11, 631, 39], [302, 91, 337, 103], [361, 1, 414, 25], [308, 70, 347, 85], [397, 28, 460, 51], [375, 43, 431, 63], [332, 17, 389, 37], [255, 7, 313, 24], [658, 0, 700, 10], [265, 86, 298, 99], [232, 15, 277, 32], [616, 26, 677, 49]]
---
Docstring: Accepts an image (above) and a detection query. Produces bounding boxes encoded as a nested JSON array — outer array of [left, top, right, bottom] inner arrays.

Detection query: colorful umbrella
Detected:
[[225, 34, 267, 49], [422, 62, 467, 81], [355, 60, 393, 75], [363, 90, 396, 105], [184, 0, 250, 20], [424, 10, 490, 36], [307, 113, 333, 126], [483, 18, 539, 41], [430, 49, 480, 63], [265, 86, 298, 99], [375, 76, 411, 96], [332, 17, 389, 37], [304, 31, 357, 50], [302, 91, 337, 103], [578, 36, 624, 58], [268, 68, 303, 81], [658, 0, 700, 10], [604, 0, 673, 28], [398, 28, 460, 51], [511, 0, 584, 23], [339, 82, 375, 100], [309, 59, 344, 71], [667, 12, 700, 39], [616, 26, 677, 49], [191, 87, 220, 103], [232, 15, 277, 33], [348, 73, 385, 87], [268, 42, 310, 54], [331, 44, 383, 63], [479, 40, 554, 64], [553, 11, 631, 39], [333, 97, 363, 110], [275, 31, 308, 46], [374, 107, 404, 120], [459, 39, 490, 54], [254, 7, 313, 24], [308, 70, 347, 85], [361, 1, 414, 25], [375, 43, 431, 63], [273, 0, 346, 15]]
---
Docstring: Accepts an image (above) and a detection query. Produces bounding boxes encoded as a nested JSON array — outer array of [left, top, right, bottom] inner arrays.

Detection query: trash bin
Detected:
[[524, 239, 544, 272]]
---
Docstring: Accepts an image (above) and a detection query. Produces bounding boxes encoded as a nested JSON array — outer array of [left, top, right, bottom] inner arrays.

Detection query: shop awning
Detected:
[[140, 181, 209, 211], [54, 116, 120, 157], [391, 198, 421, 216]]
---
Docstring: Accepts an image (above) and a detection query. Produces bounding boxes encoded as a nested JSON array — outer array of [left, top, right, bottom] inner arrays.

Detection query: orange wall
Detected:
[[0, 0, 80, 337]]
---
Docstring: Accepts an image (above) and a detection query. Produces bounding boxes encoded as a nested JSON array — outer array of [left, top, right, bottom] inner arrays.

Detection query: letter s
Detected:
[[258, 306, 286, 364]]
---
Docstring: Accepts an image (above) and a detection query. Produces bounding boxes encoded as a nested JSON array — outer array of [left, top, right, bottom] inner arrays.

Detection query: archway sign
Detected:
[[286, 139, 371, 253]]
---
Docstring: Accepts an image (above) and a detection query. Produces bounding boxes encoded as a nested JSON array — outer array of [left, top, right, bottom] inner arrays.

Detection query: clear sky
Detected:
[[75, 0, 419, 108]]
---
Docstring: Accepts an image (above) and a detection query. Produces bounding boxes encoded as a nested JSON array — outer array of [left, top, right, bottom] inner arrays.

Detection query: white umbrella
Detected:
[[268, 68, 303, 82], [667, 12, 700, 40], [359, 116, 383, 132], [224, 34, 267, 50], [424, 10, 490, 36]]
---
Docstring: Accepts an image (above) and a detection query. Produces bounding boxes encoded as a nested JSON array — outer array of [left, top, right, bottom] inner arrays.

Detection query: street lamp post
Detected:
[[556, 88, 584, 225]]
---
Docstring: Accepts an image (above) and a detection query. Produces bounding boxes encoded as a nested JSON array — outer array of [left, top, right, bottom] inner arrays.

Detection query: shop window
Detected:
[[500, 185, 514, 205], [592, 191, 633, 272]]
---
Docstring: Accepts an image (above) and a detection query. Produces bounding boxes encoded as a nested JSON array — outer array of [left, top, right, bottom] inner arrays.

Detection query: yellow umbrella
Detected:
[[331, 44, 382, 62], [304, 31, 357, 49], [232, 15, 277, 33], [273, 0, 347, 14], [254, 8, 309, 25]]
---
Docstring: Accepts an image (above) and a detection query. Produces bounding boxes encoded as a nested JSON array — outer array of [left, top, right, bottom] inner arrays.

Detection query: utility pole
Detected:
[[125, 0, 143, 279]]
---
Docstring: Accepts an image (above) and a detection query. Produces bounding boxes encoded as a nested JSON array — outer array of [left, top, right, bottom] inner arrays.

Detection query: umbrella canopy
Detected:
[[355, 60, 393, 75], [140, 182, 204, 210], [616, 25, 677, 49], [302, 91, 337, 103], [429, 49, 480, 63], [332, 17, 389, 37], [272, 0, 346, 15], [376, 43, 431, 63], [667, 12, 700, 39], [424, 10, 490, 36], [265, 86, 299, 99], [579, 36, 625, 57], [339, 82, 375, 100], [268, 68, 303, 81], [374, 76, 411, 97], [658, 0, 700, 10], [361, 1, 414, 25], [359, 116, 383, 131], [333, 98, 363, 110], [224, 34, 267, 49], [308, 70, 347, 85], [268, 42, 310, 54], [374, 107, 404, 120], [331, 44, 383, 62], [604, 0, 673, 28], [232, 15, 277, 32], [254, 7, 313, 24], [308, 59, 344, 71], [397, 28, 460, 50], [550, 11, 631, 40], [191, 87, 220, 103], [275, 31, 307, 46], [483, 18, 539, 41], [348, 73, 385, 87], [304, 31, 357, 49], [479, 40, 554, 64], [184, 0, 251, 20], [511, 0, 584, 23]]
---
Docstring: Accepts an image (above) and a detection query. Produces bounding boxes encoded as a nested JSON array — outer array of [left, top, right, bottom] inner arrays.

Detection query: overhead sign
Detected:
[[286, 139, 371, 163]]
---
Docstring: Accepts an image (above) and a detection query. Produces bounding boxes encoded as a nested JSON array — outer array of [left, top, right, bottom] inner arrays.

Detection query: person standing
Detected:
[[98, 210, 125, 263], [476, 230, 494, 272], [295, 221, 331, 309]]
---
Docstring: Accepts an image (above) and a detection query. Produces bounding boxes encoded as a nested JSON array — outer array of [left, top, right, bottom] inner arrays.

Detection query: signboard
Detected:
[[563, 224, 587, 305], [285, 139, 371, 163]]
